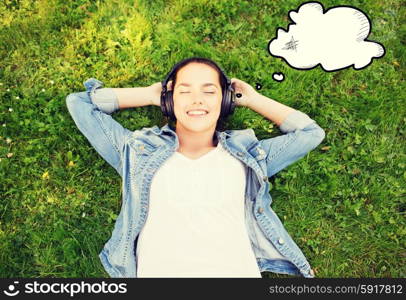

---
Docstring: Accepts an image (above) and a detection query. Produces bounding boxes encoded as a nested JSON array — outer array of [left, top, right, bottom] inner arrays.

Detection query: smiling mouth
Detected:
[[186, 110, 209, 117]]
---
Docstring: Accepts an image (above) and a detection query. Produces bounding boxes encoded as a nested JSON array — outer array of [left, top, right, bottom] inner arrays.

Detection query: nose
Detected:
[[191, 90, 203, 104]]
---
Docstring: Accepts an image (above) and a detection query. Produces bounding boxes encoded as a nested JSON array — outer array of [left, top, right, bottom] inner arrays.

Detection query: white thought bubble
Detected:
[[268, 1, 385, 72]]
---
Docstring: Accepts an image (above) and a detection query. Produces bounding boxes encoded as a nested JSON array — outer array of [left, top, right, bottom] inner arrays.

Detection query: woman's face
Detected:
[[172, 62, 222, 133]]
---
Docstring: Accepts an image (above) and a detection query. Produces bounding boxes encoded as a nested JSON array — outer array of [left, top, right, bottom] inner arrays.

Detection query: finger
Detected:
[[230, 79, 239, 91], [167, 80, 173, 90], [232, 82, 242, 93]]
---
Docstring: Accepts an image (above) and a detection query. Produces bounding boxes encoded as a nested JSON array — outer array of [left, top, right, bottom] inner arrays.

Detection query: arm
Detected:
[[65, 78, 157, 177], [231, 78, 325, 177], [256, 107, 325, 178], [112, 82, 164, 109], [112, 87, 155, 109]]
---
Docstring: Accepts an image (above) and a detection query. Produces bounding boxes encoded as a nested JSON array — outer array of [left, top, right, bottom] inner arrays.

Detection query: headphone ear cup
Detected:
[[228, 85, 236, 115], [160, 90, 169, 118], [166, 90, 176, 121], [221, 83, 236, 118], [220, 88, 227, 119]]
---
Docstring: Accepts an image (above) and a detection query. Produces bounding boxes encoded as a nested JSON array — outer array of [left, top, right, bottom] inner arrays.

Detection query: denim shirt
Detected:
[[66, 78, 325, 278]]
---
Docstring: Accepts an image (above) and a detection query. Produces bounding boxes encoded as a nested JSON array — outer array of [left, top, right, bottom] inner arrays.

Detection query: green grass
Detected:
[[0, 0, 404, 278]]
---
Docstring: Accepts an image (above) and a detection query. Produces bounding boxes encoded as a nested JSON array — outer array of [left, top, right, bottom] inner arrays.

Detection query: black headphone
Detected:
[[160, 57, 236, 122]]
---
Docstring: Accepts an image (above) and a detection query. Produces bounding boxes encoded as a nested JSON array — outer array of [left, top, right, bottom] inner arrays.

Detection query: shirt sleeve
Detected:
[[258, 110, 325, 177], [65, 78, 132, 177]]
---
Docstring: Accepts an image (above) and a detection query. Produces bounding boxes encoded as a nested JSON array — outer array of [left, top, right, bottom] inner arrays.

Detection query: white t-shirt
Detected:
[[136, 141, 262, 278]]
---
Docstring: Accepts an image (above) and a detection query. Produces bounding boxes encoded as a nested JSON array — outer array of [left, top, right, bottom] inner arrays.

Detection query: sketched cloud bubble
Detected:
[[268, 1, 385, 72]]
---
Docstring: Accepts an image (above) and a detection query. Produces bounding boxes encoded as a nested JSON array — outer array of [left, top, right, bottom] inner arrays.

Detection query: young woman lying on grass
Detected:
[[66, 56, 325, 278]]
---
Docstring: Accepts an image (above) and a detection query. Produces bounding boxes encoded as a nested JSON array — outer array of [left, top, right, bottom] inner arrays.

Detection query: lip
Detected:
[[186, 109, 209, 113]]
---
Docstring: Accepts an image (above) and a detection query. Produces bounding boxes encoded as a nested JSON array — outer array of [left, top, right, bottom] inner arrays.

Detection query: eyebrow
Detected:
[[177, 83, 218, 89]]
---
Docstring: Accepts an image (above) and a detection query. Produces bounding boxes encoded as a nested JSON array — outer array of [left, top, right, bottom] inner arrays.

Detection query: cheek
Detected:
[[212, 96, 223, 111], [173, 98, 186, 112]]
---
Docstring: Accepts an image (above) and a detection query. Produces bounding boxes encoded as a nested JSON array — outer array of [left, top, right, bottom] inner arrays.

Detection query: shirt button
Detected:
[[278, 238, 285, 245], [263, 176, 268, 182], [257, 207, 264, 214]]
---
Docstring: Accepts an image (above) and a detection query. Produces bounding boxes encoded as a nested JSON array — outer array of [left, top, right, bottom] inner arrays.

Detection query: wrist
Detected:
[[142, 85, 155, 106], [244, 92, 262, 109]]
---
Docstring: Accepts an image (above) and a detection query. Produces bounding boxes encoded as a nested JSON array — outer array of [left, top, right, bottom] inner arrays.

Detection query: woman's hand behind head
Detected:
[[147, 80, 173, 106], [230, 78, 259, 107]]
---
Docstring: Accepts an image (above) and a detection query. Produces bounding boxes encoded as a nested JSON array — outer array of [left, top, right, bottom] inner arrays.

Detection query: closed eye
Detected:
[[180, 92, 215, 94]]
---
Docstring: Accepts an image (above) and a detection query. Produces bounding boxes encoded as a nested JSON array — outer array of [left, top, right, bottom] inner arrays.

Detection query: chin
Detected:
[[177, 119, 216, 132]]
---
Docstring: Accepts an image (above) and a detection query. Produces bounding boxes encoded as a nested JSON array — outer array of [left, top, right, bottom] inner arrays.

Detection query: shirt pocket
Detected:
[[128, 139, 157, 179]]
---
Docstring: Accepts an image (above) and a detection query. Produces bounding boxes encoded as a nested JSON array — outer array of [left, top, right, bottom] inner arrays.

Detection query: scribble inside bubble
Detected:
[[282, 36, 299, 52]]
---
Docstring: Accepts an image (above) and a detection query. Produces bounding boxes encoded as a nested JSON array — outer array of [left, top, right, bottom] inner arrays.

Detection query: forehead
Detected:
[[175, 63, 221, 86]]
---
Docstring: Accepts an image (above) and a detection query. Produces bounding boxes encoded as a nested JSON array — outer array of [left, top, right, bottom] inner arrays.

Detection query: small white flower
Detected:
[[50, 80, 54, 84], [41, 88, 45, 92], [2, 123, 6, 127], [0, 158, 2, 162], [82, 212, 86, 218], [8, 108, 13, 112], [6, 138, 12, 144], [7, 153, 13, 158], [7, 88, 10, 92], [0, 82, 3, 85], [15, 96, 19, 99]]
